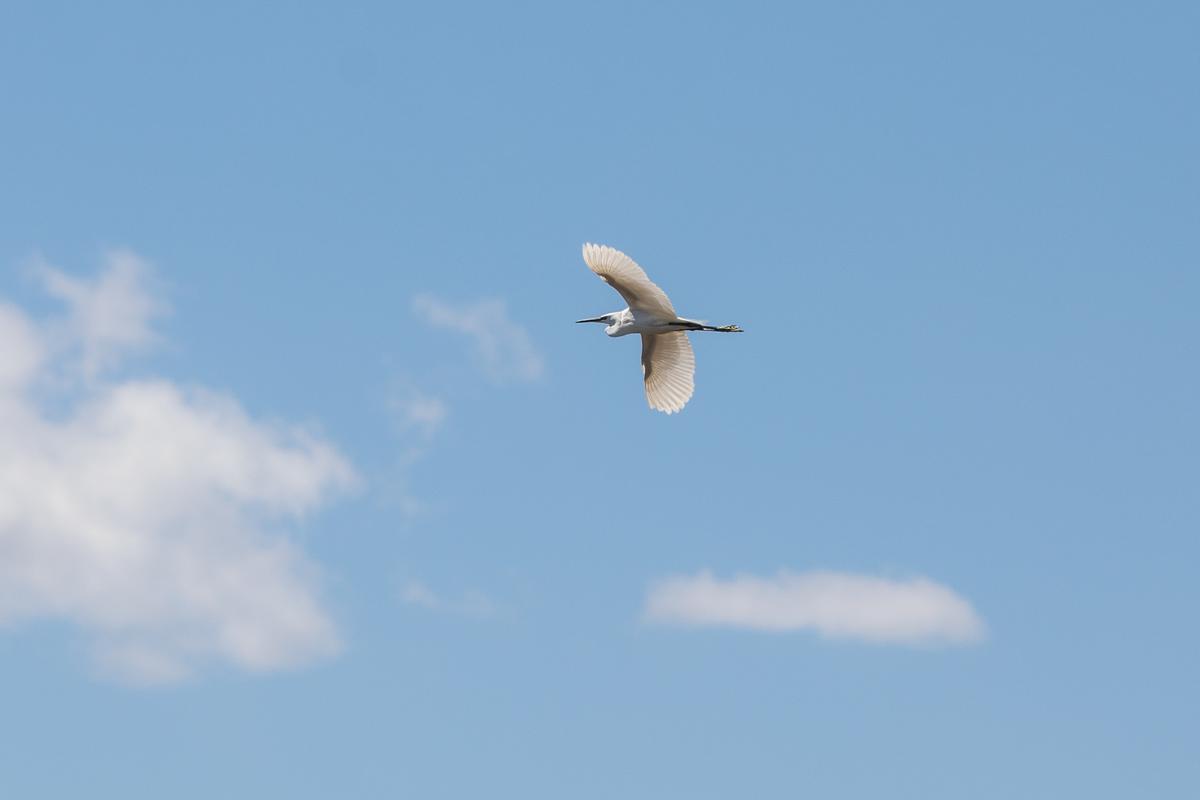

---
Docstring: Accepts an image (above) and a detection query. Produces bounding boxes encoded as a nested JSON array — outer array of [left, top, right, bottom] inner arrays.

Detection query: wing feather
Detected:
[[582, 243, 677, 317], [641, 332, 695, 414]]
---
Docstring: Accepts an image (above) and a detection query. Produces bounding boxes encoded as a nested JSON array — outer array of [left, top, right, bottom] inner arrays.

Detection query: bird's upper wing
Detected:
[[582, 243, 677, 317], [641, 332, 695, 414]]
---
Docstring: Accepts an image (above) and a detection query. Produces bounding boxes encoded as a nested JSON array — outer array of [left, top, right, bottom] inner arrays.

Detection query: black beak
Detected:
[[575, 316, 606, 324]]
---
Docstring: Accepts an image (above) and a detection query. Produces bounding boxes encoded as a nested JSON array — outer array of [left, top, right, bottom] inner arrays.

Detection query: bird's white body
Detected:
[[594, 308, 712, 338], [577, 243, 742, 414]]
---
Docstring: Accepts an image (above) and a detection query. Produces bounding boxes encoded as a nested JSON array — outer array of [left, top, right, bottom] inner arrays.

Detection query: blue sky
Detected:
[[1, 1, 1197, 796]]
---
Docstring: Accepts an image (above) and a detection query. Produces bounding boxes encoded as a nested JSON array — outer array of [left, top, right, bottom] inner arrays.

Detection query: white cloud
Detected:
[[644, 569, 985, 645], [412, 294, 544, 382], [0, 302, 45, 390], [0, 251, 356, 684]]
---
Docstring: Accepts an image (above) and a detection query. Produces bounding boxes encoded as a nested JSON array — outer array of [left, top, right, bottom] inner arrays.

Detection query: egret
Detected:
[[576, 243, 743, 414]]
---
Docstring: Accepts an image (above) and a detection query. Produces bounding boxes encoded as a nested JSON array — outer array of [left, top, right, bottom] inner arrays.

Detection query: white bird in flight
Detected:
[[577, 243, 743, 414]]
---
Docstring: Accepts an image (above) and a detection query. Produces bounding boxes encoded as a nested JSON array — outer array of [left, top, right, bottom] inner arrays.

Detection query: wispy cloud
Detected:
[[33, 249, 167, 379], [400, 580, 440, 609], [399, 579, 498, 619], [644, 570, 985, 646], [0, 251, 357, 685], [381, 379, 451, 518], [388, 381, 449, 440], [387, 294, 540, 516], [412, 294, 544, 382]]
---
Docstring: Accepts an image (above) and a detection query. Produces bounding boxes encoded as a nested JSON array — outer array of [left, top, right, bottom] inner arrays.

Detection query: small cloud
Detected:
[[644, 569, 985, 646], [398, 579, 498, 620], [388, 382, 448, 440], [412, 294, 544, 382], [400, 580, 439, 609], [404, 393, 448, 435], [459, 589, 498, 620]]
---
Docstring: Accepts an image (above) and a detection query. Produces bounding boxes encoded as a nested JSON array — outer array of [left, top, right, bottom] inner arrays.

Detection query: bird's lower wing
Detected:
[[583, 243, 677, 318], [641, 332, 695, 414]]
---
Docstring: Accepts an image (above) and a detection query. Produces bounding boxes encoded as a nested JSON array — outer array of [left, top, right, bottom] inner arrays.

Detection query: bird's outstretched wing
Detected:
[[641, 332, 695, 414], [582, 243, 677, 317]]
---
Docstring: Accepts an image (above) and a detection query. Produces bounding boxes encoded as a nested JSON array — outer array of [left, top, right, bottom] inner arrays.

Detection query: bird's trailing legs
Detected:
[[673, 321, 744, 333]]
